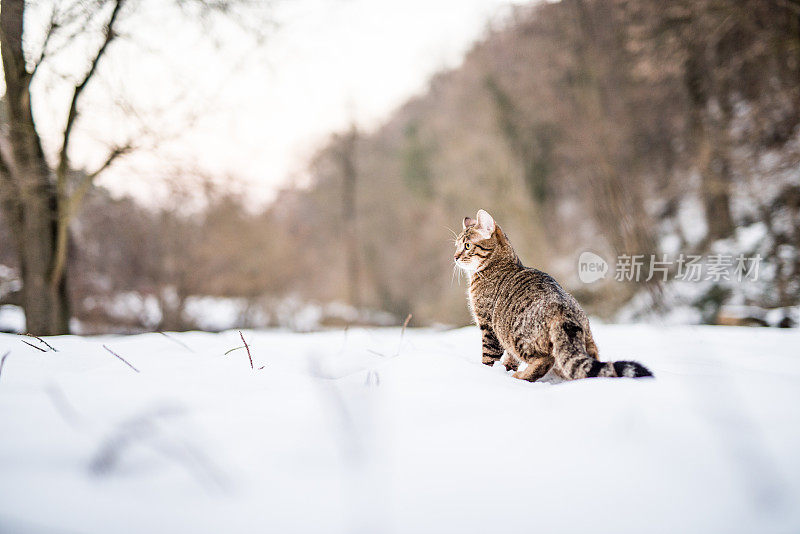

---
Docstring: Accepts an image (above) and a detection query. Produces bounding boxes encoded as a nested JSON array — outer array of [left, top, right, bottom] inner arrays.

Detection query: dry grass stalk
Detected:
[[102, 344, 140, 373], [396, 313, 412, 356], [158, 331, 194, 352], [0, 351, 9, 381], [24, 333, 57, 352], [239, 331, 253, 369], [21, 339, 46, 352]]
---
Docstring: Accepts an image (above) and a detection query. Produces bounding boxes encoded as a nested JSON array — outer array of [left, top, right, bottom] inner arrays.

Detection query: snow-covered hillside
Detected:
[[1, 325, 799, 533]]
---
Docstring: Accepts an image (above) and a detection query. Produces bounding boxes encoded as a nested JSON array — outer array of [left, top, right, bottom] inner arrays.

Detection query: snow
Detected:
[[616, 217, 793, 324], [81, 292, 163, 331], [183, 296, 255, 331], [677, 188, 708, 246], [1, 325, 799, 533], [0, 305, 25, 333], [74, 293, 398, 333]]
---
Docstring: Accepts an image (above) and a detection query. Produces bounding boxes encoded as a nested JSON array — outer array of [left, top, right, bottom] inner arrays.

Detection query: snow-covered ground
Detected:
[[0, 325, 799, 533]]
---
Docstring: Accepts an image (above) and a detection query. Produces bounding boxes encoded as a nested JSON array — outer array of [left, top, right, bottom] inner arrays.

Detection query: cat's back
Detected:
[[494, 264, 587, 325]]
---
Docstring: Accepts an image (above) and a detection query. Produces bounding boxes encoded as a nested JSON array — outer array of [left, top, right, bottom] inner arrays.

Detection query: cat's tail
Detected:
[[554, 322, 653, 379], [561, 356, 653, 379], [607, 360, 653, 378]]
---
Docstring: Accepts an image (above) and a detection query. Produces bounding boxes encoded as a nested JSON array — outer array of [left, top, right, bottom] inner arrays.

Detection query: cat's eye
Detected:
[[464, 243, 471, 250]]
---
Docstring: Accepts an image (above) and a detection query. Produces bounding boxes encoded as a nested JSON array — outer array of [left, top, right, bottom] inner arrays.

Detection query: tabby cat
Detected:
[[454, 209, 652, 381]]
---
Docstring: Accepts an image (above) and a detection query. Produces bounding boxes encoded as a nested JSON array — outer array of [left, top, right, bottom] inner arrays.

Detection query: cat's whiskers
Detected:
[[453, 262, 467, 286], [443, 226, 459, 241]]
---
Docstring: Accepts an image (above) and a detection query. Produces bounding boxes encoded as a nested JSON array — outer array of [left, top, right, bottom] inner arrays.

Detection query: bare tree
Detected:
[[646, 0, 800, 242], [0, 0, 272, 334], [336, 124, 361, 308]]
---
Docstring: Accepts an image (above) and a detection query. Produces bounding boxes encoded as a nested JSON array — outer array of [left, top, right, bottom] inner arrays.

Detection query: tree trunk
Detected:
[[698, 140, 735, 241], [16, 181, 71, 335], [339, 125, 361, 309], [685, 42, 734, 242], [1, 0, 70, 335]]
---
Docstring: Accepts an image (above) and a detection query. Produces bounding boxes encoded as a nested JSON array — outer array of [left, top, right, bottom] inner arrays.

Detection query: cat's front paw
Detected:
[[481, 355, 501, 366]]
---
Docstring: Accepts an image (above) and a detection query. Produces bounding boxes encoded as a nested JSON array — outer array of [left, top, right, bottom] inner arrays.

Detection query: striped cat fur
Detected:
[[455, 209, 652, 382]]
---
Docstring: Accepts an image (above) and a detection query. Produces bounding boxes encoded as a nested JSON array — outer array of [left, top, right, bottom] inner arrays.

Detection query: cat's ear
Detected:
[[462, 217, 476, 230], [474, 209, 495, 239]]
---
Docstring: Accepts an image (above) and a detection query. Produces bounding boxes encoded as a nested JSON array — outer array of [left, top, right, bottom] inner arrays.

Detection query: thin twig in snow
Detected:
[[308, 358, 363, 462], [23, 333, 57, 352], [90, 406, 184, 474], [337, 325, 350, 358], [395, 314, 412, 357], [102, 345, 140, 373], [239, 331, 253, 369], [364, 369, 380, 387], [223, 346, 244, 355], [0, 351, 9, 381], [158, 331, 195, 352], [366, 314, 412, 359], [89, 405, 228, 492], [46, 385, 84, 428], [21, 339, 46, 352], [402, 313, 412, 329]]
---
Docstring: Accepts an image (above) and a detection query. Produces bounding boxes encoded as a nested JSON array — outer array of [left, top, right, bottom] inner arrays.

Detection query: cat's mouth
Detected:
[[455, 258, 478, 272]]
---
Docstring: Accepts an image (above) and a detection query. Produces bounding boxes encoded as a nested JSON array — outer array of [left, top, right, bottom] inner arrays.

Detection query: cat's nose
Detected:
[[454, 252, 460, 261]]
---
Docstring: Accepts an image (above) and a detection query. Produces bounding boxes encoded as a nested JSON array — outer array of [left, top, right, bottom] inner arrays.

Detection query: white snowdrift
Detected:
[[0, 325, 799, 533]]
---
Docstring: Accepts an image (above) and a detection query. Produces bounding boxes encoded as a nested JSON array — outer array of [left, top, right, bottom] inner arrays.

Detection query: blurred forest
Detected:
[[1, 0, 800, 333]]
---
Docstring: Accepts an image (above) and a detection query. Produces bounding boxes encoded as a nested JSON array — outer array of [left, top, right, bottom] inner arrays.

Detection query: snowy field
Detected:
[[0, 324, 799, 534]]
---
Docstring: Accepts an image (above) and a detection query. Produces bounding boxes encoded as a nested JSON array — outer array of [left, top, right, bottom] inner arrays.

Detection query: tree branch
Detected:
[[0, 140, 16, 180], [29, 5, 59, 81], [51, 0, 126, 290], [70, 142, 134, 212], [0, 164, 20, 220], [0, 139, 24, 250], [1, 0, 47, 168], [778, 0, 800, 15], [56, 0, 125, 184], [50, 140, 134, 288]]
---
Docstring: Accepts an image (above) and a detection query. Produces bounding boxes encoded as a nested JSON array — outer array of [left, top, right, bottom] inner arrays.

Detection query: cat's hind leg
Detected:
[[585, 329, 599, 359], [552, 321, 616, 378], [512, 355, 554, 382]]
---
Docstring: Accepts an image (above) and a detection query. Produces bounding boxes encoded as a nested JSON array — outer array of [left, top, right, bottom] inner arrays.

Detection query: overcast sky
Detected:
[[29, 0, 519, 205]]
